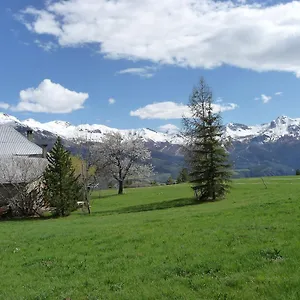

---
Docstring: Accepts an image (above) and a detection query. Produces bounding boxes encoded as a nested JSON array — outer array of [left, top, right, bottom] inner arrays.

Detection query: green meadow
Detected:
[[1, 177, 300, 299]]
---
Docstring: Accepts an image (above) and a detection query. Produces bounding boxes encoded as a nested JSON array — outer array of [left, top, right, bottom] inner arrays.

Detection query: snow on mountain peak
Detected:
[[51, 120, 71, 127], [0, 112, 20, 125], [3, 113, 300, 145], [20, 117, 184, 144], [224, 116, 300, 142], [274, 115, 288, 124]]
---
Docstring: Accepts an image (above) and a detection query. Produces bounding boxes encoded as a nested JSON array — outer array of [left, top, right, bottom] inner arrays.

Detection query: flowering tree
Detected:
[[92, 132, 153, 194], [0, 156, 48, 217]]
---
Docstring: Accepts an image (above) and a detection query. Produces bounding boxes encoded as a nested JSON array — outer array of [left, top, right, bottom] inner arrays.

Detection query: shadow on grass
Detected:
[[91, 193, 121, 200], [94, 197, 201, 216], [0, 215, 55, 222]]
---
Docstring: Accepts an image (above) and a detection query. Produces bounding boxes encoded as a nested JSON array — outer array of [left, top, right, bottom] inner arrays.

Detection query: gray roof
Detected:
[[0, 125, 42, 156], [0, 156, 48, 184]]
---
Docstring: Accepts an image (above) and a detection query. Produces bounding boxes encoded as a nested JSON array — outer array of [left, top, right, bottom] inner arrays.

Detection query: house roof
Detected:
[[0, 125, 42, 156], [0, 156, 48, 184]]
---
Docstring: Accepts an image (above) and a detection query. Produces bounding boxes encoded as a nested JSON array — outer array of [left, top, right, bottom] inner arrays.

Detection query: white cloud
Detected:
[[158, 124, 180, 134], [254, 97, 260, 101], [108, 97, 116, 105], [117, 66, 157, 78], [275, 91, 283, 96], [0, 102, 10, 110], [21, 7, 62, 36], [131, 102, 189, 119], [261, 94, 272, 104], [34, 39, 57, 52], [12, 79, 89, 113], [19, 0, 300, 77], [130, 101, 237, 120]]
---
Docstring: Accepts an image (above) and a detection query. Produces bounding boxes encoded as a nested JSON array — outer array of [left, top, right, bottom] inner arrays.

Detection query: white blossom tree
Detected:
[[92, 132, 153, 194], [0, 156, 48, 217]]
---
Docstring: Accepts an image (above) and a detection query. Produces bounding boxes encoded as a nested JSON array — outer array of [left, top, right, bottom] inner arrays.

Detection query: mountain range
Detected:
[[1, 112, 300, 180]]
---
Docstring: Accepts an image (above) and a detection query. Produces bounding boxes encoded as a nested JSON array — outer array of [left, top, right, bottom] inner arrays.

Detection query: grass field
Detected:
[[1, 177, 300, 299]]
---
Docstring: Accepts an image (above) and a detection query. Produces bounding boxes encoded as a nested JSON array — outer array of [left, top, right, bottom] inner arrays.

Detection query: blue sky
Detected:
[[1, 0, 300, 132]]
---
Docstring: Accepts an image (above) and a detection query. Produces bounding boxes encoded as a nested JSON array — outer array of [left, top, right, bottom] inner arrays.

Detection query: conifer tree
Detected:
[[183, 78, 232, 201], [43, 137, 82, 216], [177, 167, 189, 183], [166, 176, 174, 185]]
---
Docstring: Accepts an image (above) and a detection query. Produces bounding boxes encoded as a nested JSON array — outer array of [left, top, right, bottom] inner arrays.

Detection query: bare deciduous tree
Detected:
[[0, 156, 48, 217], [92, 132, 153, 194]]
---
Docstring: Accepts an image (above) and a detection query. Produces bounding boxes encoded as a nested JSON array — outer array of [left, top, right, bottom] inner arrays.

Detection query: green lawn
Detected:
[[1, 177, 300, 299]]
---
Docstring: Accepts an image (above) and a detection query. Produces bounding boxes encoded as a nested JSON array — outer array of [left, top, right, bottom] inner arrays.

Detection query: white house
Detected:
[[0, 126, 48, 216]]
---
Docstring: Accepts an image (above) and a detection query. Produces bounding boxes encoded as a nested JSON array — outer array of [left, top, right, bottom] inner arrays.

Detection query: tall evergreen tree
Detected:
[[166, 176, 174, 185], [183, 78, 232, 201], [177, 167, 189, 183], [43, 137, 82, 216]]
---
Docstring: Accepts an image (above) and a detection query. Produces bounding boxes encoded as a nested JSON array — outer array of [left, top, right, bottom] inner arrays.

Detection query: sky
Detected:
[[1, 0, 300, 133]]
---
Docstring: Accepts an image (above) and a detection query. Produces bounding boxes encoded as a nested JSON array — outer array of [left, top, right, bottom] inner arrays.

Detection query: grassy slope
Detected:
[[1, 177, 300, 299]]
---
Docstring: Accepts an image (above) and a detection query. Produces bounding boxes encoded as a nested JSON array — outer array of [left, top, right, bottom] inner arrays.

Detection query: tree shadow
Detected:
[[0, 215, 55, 222], [91, 193, 120, 200], [94, 197, 201, 216]]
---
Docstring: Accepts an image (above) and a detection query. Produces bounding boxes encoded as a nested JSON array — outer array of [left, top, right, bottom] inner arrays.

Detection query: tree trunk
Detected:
[[86, 189, 91, 214], [118, 180, 124, 195]]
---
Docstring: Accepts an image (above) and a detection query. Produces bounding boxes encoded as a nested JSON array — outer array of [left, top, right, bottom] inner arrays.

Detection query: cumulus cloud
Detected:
[[12, 79, 89, 113], [130, 102, 189, 119], [261, 94, 272, 104], [0, 102, 10, 110], [275, 91, 283, 96], [21, 7, 62, 36], [19, 0, 300, 77], [117, 66, 157, 78], [108, 97, 116, 104], [130, 101, 237, 120], [158, 124, 180, 134]]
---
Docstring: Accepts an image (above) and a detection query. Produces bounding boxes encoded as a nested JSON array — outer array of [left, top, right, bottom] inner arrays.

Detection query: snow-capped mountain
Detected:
[[0, 112, 183, 144], [2, 112, 300, 144], [3, 112, 300, 178], [225, 116, 300, 142]]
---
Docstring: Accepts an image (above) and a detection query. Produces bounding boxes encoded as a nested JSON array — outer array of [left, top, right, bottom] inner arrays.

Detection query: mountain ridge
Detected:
[[0, 112, 183, 144], [225, 115, 300, 142], [2, 112, 300, 179], [2, 112, 300, 144]]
